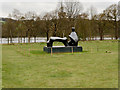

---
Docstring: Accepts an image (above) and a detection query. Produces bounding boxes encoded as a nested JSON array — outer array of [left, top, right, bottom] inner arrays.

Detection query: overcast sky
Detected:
[[0, 0, 119, 18]]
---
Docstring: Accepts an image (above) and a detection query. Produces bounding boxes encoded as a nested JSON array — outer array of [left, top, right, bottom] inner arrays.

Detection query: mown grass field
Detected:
[[2, 40, 118, 88]]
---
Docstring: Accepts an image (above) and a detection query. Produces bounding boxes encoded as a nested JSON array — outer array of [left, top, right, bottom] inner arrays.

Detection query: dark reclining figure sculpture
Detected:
[[47, 27, 78, 47], [47, 37, 68, 47]]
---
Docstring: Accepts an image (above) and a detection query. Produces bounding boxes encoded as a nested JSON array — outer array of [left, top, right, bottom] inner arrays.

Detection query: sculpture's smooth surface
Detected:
[[47, 37, 68, 47], [47, 27, 78, 47], [68, 27, 78, 46]]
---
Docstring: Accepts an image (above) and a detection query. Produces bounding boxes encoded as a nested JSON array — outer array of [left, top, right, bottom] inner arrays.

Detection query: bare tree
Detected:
[[24, 11, 37, 43], [43, 13, 52, 41], [118, 1, 120, 38], [11, 9, 24, 43], [63, 0, 83, 36], [89, 6, 97, 20], [104, 4, 118, 39], [57, 1, 66, 19], [95, 13, 106, 40], [3, 19, 16, 44], [89, 6, 97, 40], [63, 0, 83, 19], [25, 11, 37, 20], [12, 9, 23, 20]]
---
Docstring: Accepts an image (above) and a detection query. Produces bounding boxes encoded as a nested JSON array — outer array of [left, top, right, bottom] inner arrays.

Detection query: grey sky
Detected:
[[0, 0, 119, 17]]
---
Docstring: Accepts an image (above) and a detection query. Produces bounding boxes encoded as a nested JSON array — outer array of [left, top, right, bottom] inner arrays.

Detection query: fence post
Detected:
[[72, 47, 73, 54], [51, 47, 52, 55]]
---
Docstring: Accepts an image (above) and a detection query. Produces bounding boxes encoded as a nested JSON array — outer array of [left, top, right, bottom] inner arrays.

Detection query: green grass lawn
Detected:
[[0, 44, 2, 89], [2, 40, 118, 88]]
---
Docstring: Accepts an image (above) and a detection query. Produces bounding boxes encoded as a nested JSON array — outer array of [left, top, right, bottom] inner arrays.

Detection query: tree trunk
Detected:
[[47, 31, 49, 41], [21, 36, 22, 43], [118, 21, 120, 39], [115, 21, 118, 40], [28, 36, 30, 43], [24, 37, 25, 43], [111, 35, 113, 40], [34, 36, 36, 43], [18, 36, 20, 43], [10, 37, 12, 44], [10, 30, 12, 43], [53, 24, 57, 37], [28, 29, 30, 43], [100, 36, 103, 40], [7, 37, 9, 44], [89, 30, 92, 41], [99, 27, 103, 41], [95, 37, 97, 40]]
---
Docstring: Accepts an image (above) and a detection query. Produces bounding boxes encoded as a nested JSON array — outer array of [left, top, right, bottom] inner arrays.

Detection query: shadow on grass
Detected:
[[30, 50, 88, 55], [30, 50, 47, 55], [49, 70, 72, 78], [64, 51, 88, 55], [82, 51, 88, 53]]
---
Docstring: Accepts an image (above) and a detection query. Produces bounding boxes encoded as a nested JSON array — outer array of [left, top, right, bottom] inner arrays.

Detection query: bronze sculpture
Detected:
[[47, 27, 78, 47]]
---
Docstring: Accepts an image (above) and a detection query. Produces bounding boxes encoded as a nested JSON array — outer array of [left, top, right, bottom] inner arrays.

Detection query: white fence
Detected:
[[0, 37, 118, 44], [0, 37, 47, 44]]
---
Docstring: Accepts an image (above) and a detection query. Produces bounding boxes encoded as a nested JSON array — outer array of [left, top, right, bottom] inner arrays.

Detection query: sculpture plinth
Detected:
[[43, 46, 82, 53]]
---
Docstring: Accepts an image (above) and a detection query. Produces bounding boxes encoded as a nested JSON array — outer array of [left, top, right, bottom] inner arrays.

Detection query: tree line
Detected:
[[2, 0, 120, 44]]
